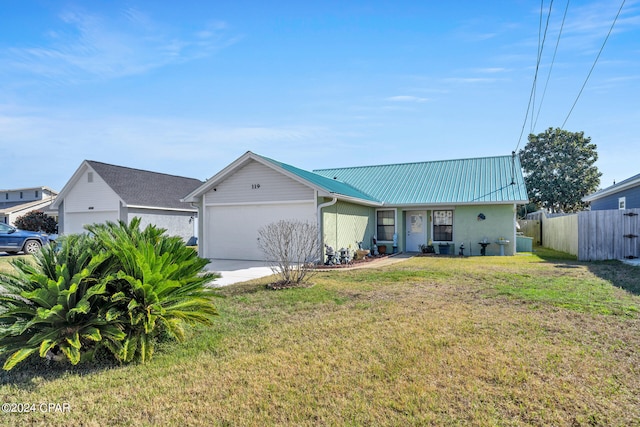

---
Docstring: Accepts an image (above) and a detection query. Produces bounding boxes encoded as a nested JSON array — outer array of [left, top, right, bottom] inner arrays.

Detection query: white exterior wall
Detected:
[[61, 165, 120, 234], [204, 160, 313, 203], [201, 159, 317, 260], [127, 208, 196, 242]]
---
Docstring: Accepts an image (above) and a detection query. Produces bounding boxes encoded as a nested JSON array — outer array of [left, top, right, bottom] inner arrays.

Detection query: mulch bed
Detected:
[[313, 254, 392, 269]]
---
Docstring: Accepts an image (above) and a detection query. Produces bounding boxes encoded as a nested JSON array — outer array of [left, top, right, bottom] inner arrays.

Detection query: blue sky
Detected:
[[2, 0, 639, 192]]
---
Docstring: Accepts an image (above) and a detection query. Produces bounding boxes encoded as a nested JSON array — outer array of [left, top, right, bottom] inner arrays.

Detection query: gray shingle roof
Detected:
[[87, 161, 202, 210]]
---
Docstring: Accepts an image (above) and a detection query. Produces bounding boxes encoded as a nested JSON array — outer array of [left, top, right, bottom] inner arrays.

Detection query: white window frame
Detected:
[[618, 197, 626, 210]]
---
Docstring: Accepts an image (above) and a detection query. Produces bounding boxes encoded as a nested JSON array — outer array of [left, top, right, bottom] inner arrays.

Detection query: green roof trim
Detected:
[[256, 154, 381, 203], [313, 155, 528, 205]]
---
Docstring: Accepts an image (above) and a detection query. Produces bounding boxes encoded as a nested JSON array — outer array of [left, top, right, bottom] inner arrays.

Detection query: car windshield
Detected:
[[0, 223, 15, 233]]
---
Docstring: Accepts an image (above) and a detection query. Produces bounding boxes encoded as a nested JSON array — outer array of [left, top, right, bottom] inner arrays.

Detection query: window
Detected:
[[433, 210, 453, 241], [619, 197, 626, 210], [376, 210, 395, 241], [35, 190, 39, 198], [20, 191, 23, 199], [88, 172, 94, 183]]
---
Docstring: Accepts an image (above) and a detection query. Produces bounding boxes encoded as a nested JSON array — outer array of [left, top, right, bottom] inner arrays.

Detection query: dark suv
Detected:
[[0, 223, 52, 255]]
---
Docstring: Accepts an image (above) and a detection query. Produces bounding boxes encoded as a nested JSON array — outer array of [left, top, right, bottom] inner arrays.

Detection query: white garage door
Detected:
[[205, 202, 316, 260], [64, 211, 119, 235]]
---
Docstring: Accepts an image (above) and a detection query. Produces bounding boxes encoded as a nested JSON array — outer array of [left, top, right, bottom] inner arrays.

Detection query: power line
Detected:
[[531, 0, 554, 135], [561, 0, 626, 128], [515, 0, 544, 151], [533, 0, 570, 131]]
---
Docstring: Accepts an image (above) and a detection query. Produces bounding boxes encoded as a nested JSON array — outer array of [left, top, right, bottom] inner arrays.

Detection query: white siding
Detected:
[[61, 165, 121, 234], [204, 160, 314, 204], [64, 166, 120, 212]]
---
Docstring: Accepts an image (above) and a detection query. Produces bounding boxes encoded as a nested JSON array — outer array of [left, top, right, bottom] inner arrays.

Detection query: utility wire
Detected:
[[533, 0, 570, 130], [531, 0, 554, 135], [561, 0, 626, 128], [515, 0, 551, 153]]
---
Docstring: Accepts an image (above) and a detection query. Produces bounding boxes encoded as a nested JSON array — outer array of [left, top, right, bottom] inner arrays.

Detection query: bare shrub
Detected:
[[257, 220, 320, 287]]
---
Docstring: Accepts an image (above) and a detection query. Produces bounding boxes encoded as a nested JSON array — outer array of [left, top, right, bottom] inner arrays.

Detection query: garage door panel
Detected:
[[64, 211, 119, 235], [206, 203, 315, 260]]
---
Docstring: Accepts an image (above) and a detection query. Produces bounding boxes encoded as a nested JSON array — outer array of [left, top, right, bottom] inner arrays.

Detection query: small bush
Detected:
[[0, 218, 219, 370], [257, 220, 320, 288], [14, 210, 57, 234]]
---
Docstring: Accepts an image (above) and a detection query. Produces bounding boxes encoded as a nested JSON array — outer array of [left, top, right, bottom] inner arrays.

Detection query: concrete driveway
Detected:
[[204, 259, 275, 287]]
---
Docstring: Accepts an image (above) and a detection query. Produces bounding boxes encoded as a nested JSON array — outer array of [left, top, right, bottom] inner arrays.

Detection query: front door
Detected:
[[406, 211, 427, 252]]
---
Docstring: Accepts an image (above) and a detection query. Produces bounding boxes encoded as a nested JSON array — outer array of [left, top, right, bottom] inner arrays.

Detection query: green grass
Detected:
[[1, 252, 639, 426], [0, 255, 31, 274]]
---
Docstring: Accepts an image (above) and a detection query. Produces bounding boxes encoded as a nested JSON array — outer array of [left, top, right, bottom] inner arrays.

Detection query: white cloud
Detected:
[[1, 8, 239, 84], [386, 95, 429, 103], [474, 67, 511, 73], [443, 77, 498, 84], [0, 109, 328, 187]]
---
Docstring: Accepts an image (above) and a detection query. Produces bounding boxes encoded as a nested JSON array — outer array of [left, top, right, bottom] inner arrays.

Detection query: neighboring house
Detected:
[[52, 161, 203, 241], [0, 186, 58, 225], [182, 151, 529, 261], [583, 173, 640, 210]]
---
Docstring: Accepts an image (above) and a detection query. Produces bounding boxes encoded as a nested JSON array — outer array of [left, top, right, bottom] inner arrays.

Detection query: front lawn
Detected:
[[1, 252, 639, 426]]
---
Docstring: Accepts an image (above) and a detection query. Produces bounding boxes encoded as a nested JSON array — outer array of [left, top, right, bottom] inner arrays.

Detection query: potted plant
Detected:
[[419, 242, 435, 254], [438, 243, 450, 255]]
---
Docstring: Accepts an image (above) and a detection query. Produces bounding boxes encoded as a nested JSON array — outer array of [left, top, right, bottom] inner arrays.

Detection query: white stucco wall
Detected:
[[127, 208, 197, 242]]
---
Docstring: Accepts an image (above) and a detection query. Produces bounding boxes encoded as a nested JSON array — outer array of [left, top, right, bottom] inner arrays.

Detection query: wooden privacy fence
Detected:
[[522, 208, 640, 261], [578, 208, 640, 261]]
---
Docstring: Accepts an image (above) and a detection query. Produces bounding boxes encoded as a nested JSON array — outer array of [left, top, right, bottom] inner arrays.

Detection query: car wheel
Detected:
[[22, 240, 42, 254]]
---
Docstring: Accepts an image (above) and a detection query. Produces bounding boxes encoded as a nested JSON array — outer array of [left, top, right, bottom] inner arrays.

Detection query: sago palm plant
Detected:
[[0, 218, 219, 370], [84, 219, 219, 363], [0, 234, 126, 370]]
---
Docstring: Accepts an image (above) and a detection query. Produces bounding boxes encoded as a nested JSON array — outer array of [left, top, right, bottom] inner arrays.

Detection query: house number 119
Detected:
[[252, 184, 261, 189]]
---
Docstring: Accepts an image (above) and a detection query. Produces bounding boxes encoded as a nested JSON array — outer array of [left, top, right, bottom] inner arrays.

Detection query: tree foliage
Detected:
[[14, 210, 57, 234], [0, 218, 219, 370], [257, 220, 320, 288], [519, 128, 601, 213]]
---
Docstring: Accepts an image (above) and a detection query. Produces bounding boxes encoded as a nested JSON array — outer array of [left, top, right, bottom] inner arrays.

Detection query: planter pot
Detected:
[[378, 245, 387, 254], [355, 249, 370, 260], [438, 244, 450, 255]]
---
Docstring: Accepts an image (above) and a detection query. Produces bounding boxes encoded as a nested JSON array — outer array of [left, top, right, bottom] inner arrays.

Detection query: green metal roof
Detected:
[[256, 154, 381, 203], [313, 155, 528, 205]]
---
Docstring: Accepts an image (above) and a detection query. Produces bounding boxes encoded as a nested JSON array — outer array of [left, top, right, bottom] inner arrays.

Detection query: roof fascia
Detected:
[[125, 204, 197, 212], [0, 199, 56, 214], [182, 151, 377, 205], [0, 186, 58, 194], [583, 176, 640, 202], [389, 200, 529, 208], [51, 161, 91, 209], [182, 151, 257, 202], [330, 194, 384, 207], [51, 161, 125, 209]]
